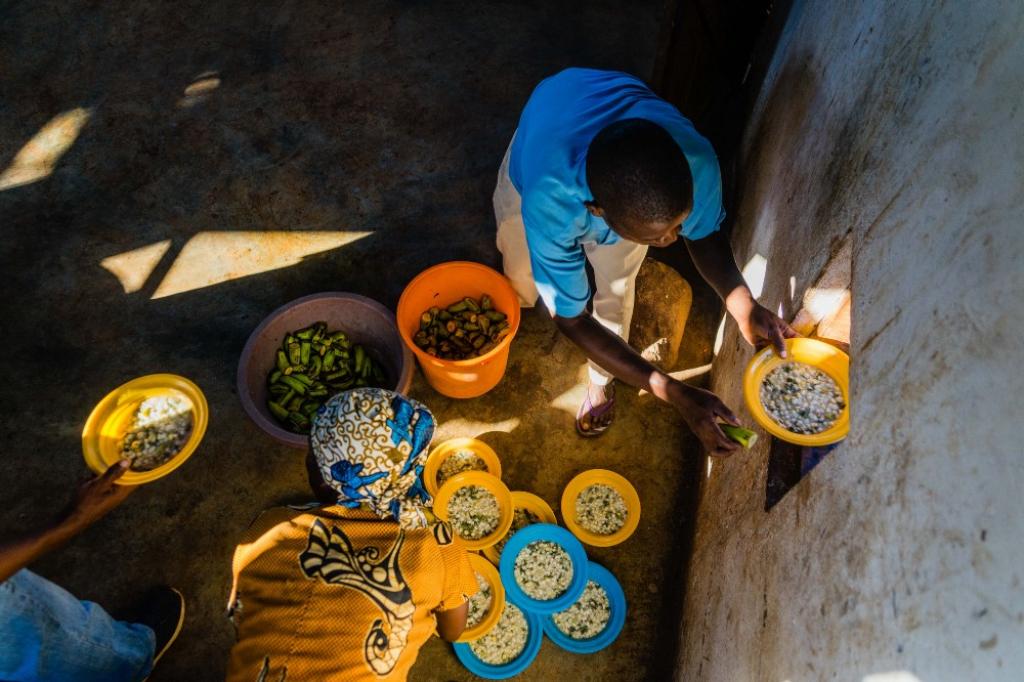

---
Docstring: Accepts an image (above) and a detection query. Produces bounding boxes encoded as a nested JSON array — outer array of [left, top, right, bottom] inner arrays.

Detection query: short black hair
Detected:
[[586, 118, 693, 229]]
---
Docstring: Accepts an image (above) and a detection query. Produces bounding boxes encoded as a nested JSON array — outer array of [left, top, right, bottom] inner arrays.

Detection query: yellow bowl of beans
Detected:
[[82, 374, 209, 485], [560, 469, 641, 548], [743, 338, 850, 446]]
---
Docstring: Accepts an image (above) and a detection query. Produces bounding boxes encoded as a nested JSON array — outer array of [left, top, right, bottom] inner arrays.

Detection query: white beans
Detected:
[[575, 484, 627, 535], [120, 395, 193, 471], [466, 572, 493, 628], [760, 362, 845, 434], [447, 485, 499, 540], [514, 541, 573, 600], [469, 602, 529, 665], [437, 450, 487, 486], [552, 580, 611, 640]]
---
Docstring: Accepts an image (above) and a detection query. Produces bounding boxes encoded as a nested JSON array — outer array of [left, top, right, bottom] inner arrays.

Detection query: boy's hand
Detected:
[[727, 290, 798, 357], [669, 382, 740, 458], [63, 460, 137, 530]]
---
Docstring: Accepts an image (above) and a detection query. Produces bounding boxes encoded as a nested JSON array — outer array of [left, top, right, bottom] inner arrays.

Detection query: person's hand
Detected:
[[669, 382, 740, 457], [62, 460, 137, 529], [731, 297, 799, 357]]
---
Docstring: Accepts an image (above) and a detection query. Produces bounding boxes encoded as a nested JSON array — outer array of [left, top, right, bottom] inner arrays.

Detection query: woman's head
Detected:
[[307, 388, 435, 529], [585, 118, 693, 246]]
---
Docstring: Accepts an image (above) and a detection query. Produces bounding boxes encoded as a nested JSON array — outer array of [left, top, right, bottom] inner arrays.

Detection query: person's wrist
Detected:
[[724, 286, 756, 322]]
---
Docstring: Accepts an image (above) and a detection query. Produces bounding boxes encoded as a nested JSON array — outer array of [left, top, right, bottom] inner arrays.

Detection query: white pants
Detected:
[[493, 136, 648, 386]]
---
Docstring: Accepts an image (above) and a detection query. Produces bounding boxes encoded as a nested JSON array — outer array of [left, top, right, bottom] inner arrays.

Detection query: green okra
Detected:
[[322, 350, 336, 371], [481, 294, 493, 310], [291, 373, 313, 386], [268, 402, 289, 420], [483, 310, 506, 322], [278, 375, 308, 394], [300, 341, 311, 365], [721, 424, 759, 449], [354, 345, 366, 373], [268, 383, 289, 396], [301, 401, 320, 417], [447, 300, 468, 314], [309, 355, 322, 378], [276, 350, 289, 372], [287, 341, 302, 366], [268, 369, 282, 385]]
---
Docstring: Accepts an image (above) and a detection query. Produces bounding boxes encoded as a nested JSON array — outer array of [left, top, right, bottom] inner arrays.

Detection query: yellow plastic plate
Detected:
[[561, 469, 641, 548], [742, 337, 850, 446], [482, 491, 557, 565], [424, 437, 502, 497], [433, 471, 514, 551], [82, 373, 209, 485], [456, 553, 507, 643]]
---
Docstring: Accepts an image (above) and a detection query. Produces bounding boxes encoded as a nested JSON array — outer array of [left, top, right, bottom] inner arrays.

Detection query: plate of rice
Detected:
[[482, 491, 557, 565], [453, 597, 543, 679], [424, 437, 502, 496], [82, 374, 209, 485], [498, 523, 588, 614], [542, 562, 627, 654], [743, 337, 850, 446], [432, 471, 513, 550], [457, 554, 506, 643], [560, 469, 641, 548]]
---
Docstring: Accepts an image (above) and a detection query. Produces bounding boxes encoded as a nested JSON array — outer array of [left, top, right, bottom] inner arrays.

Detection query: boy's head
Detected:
[[585, 118, 693, 247]]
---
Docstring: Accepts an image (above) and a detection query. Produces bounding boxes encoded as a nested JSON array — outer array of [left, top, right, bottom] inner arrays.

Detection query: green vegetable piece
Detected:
[[288, 411, 309, 427], [323, 350, 336, 371], [420, 312, 433, 330], [268, 402, 289, 420], [295, 329, 314, 340], [276, 350, 289, 372], [268, 369, 282, 384], [309, 355, 322, 378], [301, 401, 321, 416], [280, 389, 295, 406], [325, 369, 348, 381], [354, 345, 366, 373], [300, 341, 311, 365], [287, 341, 302, 366], [483, 310, 506, 322], [288, 396, 303, 411], [268, 383, 289, 396], [463, 297, 481, 313], [279, 375, 307, 395], [447, 300, 468, 313], [438, 310, 453, 321], [721, 424, 759, 449], [291, 373, 313, 386]]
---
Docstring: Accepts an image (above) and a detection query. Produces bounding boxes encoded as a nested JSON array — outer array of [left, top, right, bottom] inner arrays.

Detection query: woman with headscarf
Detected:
[[224, 389, 477, 682]]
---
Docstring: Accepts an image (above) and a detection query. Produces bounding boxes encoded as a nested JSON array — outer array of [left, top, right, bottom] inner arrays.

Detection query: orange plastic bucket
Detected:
[[397, 261, 521, 398]]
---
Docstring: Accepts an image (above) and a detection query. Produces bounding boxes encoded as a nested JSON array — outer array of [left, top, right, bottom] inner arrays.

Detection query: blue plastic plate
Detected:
[[541, 561, 627, 654], [453, 598, 544, 679], [499, 523, 589, 614]]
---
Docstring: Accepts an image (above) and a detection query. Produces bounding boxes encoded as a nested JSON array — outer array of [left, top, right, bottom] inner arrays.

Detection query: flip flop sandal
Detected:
[[575, 386, 616, 438]]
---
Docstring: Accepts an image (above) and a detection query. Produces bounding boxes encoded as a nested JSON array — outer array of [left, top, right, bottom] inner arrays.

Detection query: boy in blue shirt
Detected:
[[494, 68, 795, 456]]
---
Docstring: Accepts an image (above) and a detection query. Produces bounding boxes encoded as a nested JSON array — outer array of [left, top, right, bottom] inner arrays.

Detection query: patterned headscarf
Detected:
[[310, 388, 435, 530]]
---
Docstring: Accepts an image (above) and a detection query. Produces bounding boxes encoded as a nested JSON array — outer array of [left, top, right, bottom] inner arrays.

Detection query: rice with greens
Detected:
[[120, 395, 193, 471], [552, 580, 611, 640], [760, 362, 845, 434], [493, 507, 541, 558], [466, 572, 493, 628], [575, 484, 628, 535], [469, 602, 529, 665], [437, 450, 488, 486], [446, 485, 500, 540], [514, 541, 573, 600]]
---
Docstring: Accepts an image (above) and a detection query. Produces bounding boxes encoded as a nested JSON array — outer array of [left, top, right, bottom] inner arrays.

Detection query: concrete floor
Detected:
[[0, 2, 725, 680]]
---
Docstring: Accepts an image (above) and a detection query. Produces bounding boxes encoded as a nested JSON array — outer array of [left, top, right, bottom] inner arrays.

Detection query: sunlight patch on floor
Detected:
[[0, 108, 91, 190], [100, 240, 172, 293], [151, 230, 371, 299]]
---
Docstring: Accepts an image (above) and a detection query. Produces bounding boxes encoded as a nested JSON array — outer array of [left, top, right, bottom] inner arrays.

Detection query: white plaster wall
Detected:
[[675, 0, 1024, 680]]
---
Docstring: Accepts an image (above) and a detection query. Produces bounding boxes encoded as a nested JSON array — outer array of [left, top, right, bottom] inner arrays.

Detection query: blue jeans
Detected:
[[0, 569, 154, 681]]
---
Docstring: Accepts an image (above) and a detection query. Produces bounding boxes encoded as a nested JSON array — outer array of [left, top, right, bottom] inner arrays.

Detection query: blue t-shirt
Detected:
[[509, 68, 725, 318]]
